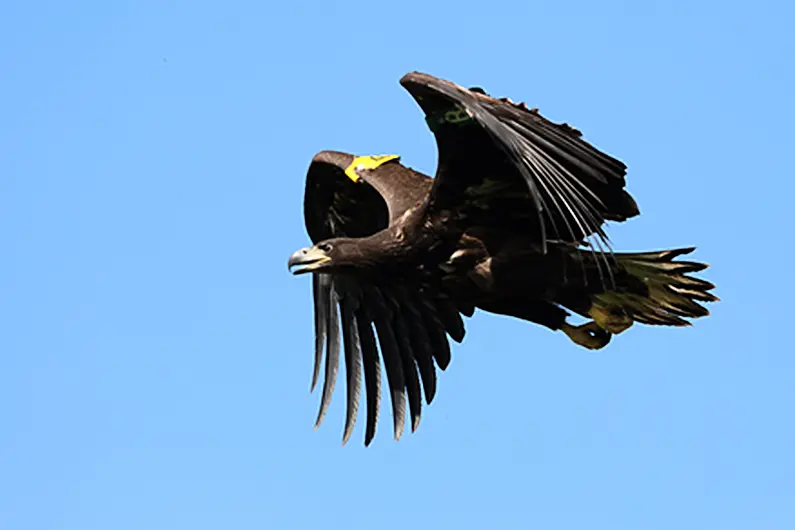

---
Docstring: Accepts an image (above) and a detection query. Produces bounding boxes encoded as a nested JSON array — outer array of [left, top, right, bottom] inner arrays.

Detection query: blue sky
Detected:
[[2, 1, 793, 528]]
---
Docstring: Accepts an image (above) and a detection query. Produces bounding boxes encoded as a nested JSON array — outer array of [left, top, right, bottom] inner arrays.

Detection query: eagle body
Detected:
[[287, 72, 718, 445]]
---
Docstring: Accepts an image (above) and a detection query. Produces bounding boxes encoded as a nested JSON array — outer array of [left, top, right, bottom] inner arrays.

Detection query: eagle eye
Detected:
[[317, 243, 332, 252]]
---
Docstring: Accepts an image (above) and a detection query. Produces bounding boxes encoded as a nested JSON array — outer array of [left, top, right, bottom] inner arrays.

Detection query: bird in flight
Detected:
[[288, 72, 717, 446]]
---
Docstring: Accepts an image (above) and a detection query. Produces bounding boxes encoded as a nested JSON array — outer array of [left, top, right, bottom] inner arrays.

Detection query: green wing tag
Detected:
[[425, 103, 474, 132], [344, 154, 400, 183]]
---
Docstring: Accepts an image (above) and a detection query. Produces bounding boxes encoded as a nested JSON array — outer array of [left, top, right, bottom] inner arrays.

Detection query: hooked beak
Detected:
[[287, 246, 331, 275]]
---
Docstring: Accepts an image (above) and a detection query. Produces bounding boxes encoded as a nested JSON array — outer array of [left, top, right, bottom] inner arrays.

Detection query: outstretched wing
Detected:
[[399, 72, 639, 258], [302, 152, 466, 446]]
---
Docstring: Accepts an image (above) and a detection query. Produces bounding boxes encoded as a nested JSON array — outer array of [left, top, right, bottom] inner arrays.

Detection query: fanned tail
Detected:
[[584, 247, 718, 333]]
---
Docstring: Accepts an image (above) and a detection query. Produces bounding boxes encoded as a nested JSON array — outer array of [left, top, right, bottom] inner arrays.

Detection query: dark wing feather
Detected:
[[399, 72, 639, 260], [432, 291, 466, 343], [338, 289, 362, 445], [356, 308, 381, 446], [416, 292, 453, 371], [387, 291, 424, 432], [362, 284, 407, 441], [313, 284, 340, 429], [310, 274, 330, 392], [393, 285, 438, 404]]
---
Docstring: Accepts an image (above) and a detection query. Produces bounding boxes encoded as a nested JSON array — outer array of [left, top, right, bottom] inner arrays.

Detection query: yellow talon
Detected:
[[561, 321, 612, 350]]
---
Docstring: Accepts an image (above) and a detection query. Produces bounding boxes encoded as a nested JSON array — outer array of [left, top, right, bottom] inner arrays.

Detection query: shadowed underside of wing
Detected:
[[304, 154, 390, 242]]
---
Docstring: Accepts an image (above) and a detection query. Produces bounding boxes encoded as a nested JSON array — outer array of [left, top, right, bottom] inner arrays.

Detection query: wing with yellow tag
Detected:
[[299, 150, 463, 446]]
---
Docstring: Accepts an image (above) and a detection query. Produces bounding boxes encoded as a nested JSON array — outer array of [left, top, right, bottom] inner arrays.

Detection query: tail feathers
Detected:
[[592, 247, 718, 328]]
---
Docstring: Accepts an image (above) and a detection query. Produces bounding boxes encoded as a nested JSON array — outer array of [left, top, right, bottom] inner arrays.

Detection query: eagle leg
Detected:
[[560, 320, 612, 350]]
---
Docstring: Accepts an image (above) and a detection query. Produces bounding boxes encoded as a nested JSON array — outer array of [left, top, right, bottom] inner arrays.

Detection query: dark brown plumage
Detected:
[[287, 72, 718, 446]]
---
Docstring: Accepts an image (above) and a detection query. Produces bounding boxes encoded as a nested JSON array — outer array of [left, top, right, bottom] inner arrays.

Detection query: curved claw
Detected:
[[561, 320, 612, 350]]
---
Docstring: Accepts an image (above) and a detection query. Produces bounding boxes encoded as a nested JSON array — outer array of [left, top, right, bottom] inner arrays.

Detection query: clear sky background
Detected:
[[2, 1, 793, 529]]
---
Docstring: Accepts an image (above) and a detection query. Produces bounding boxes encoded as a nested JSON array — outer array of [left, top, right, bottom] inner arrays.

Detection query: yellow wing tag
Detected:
[[344, 154, 400, 183]]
